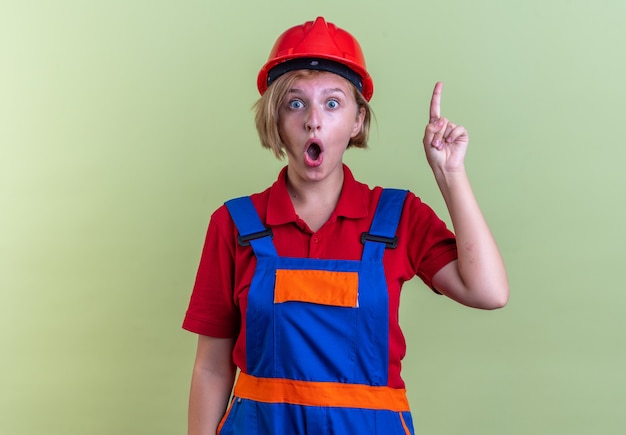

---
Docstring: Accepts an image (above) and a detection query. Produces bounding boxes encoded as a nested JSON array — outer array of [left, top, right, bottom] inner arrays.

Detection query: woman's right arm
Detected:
[[188, 335, 236, 435]]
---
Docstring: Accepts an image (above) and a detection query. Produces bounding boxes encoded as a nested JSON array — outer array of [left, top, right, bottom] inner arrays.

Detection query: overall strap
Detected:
[[361, 188, 408, 262], [225, 196, 278, 258]]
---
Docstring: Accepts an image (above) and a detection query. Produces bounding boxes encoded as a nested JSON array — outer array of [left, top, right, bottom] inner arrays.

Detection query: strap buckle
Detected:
[[238, 228, 273, 247], [360, 232, 398, 249]]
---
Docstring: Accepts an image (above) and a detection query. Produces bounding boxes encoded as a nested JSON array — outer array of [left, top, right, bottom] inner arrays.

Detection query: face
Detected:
[[278, 71, 365, 185]]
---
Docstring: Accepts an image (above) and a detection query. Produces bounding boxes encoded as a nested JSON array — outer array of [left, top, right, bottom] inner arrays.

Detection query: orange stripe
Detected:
[[274, 269, 358, 307], [233, 372, 410, 412], [216, 397, 235, 433], [399, 412, 411, 434]]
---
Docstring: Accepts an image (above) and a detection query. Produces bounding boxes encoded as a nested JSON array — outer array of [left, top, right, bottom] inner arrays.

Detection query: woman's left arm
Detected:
[[423, 82, 509, 309]]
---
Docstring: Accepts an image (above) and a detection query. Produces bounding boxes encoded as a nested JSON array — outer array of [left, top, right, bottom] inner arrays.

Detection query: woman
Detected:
[[183, 16, 509, 435]]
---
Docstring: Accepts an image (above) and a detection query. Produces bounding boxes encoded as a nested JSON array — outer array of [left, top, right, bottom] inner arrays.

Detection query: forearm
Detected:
[[188, 366, 235, 434], [434, 166, 509, 308], [188, 337, 237, 435], [421, 82, 508, 308]]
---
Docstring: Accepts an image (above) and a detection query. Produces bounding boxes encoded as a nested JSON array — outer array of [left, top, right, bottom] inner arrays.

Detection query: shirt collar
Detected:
[[266, 164, 369, 226]]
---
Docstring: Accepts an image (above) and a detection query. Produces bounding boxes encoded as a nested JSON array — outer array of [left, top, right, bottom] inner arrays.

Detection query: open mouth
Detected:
[[304, 141, 324, 167], [307, 143, 321, 161]]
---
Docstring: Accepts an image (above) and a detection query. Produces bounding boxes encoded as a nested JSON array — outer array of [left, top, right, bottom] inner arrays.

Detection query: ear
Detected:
[[351, 106, 366, 138]]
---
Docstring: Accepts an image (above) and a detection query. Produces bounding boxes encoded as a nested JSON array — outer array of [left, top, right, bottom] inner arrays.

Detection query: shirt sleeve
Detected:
[[403, 194, 458, 291], [182, 207, 240, 338]]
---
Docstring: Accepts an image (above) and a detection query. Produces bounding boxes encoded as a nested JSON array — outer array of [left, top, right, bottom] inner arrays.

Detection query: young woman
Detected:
[[183, 16, 509, 435]]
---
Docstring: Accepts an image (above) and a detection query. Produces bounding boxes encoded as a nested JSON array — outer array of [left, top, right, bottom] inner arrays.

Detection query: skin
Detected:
[[277, 72, 365, 232], [425, 82, 509, 309], [187, 77, 509, 435], [188, 336, 236, 435]]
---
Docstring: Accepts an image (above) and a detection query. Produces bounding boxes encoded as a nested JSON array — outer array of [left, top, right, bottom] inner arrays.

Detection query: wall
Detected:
[[2, 0, 625, 433]]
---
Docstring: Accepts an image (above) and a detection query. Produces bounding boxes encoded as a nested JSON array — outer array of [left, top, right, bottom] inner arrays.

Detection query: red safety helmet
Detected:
[[257, 17, 374, 101]]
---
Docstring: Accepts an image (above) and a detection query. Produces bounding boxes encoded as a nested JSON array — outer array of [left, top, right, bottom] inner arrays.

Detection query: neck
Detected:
[[285, 166, 345, 232], [286, 167, 344, 206]]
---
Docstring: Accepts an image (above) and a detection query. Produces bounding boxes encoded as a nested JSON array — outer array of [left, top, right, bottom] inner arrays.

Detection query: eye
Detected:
[[326, 99, 339, 109], [288, 99, 304, 109]]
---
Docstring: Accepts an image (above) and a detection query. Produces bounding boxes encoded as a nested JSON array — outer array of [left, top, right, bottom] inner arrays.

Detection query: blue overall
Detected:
[[219, 189, 414, 434]]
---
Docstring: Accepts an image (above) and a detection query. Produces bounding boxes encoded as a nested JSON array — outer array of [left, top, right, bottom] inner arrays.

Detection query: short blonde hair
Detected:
[[254, 70, 372, 159]]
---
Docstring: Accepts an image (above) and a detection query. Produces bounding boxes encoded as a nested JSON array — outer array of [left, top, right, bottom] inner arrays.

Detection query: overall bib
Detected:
[[219, 189, 414, 434]]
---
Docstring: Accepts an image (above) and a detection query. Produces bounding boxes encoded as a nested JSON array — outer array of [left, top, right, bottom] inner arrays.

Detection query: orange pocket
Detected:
[[274, 269, 358, 307]]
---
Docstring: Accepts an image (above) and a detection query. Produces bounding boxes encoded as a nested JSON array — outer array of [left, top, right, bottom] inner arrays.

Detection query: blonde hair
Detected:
[[254, 70, 372, 159]]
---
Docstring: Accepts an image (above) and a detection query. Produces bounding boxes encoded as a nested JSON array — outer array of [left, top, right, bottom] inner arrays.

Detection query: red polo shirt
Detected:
[[183, 165, 457, 388]]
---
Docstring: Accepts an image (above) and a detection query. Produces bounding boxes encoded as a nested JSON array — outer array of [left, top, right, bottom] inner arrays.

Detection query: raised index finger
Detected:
[[429, 82, 443, 123]]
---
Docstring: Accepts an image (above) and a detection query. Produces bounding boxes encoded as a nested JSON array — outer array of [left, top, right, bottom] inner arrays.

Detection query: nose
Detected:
[[305, 105, 321, 131]]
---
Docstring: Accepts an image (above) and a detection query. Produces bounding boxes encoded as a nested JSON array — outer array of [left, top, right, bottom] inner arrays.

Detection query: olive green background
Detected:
[[2, 0, 625, 434]]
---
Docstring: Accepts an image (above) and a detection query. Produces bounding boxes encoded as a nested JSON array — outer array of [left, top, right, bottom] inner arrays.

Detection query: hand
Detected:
[[423, 82, 468, 172]]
